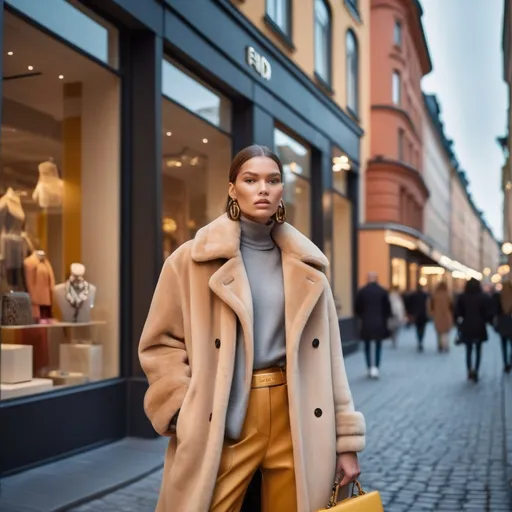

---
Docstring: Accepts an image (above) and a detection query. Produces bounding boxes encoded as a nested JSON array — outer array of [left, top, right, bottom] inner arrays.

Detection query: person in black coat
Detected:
[[407, 285, 430, 352], [493, 280, 512, 374], [355, 272, 392, 379], [455, 278, 492, 382]]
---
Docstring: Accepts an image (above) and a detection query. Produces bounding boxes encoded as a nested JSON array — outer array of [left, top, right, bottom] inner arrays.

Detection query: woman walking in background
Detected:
[[428, 282, 453, 353], [389, 286, 406, 348], [494, 280, 512, 374], [408, 285, 430, 352], [455, 278, 491, 383]]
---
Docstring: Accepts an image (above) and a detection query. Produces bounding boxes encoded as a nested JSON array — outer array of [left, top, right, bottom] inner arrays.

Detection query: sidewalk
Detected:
[[1, 324, 511, 512], [0, 438, 167, 512]]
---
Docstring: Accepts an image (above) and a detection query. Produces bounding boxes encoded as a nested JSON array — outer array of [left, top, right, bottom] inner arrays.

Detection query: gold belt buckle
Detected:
[[252, 368, 286, 388]]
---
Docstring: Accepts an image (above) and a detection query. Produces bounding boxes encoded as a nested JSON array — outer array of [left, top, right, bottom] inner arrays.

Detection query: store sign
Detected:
[[246, 46, 272, 80]]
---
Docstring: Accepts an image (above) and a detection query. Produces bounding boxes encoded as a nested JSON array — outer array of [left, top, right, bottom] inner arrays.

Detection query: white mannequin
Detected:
[[53, 263, 97, 323], [32, 160, 64, 208]]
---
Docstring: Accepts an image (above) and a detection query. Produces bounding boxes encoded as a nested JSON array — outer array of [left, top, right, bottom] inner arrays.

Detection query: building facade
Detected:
[[359, 0, 434, 289], [0, 0, 369, 475]]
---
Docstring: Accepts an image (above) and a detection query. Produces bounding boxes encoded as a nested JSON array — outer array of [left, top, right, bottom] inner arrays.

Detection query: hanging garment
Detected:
[[23, 252, 56, 318], [32, 161, 64, 208]]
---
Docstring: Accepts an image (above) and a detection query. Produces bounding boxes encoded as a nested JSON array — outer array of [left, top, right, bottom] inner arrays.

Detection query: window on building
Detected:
[[266, 0, 290, 36], [161, 58, 232, 260], [392, 70, 401, 105], [274, 127, 311, 237], [314, 0, 331, 85], [346, 30, 358, 115], [398, 129, 404, 162], [394, 20, 402, 47], [1, 9, 120, 400], [391, 258, 407, 291]]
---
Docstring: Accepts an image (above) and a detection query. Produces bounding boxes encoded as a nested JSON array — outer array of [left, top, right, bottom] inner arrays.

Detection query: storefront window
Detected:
[[0, 11, 120, 399], [330, 147, 352, 317], [274, 127, 311, 237], [5, 0, 118, 68], [332, 193, 352, 317], [391, 258, 407, 291], [161, 58, 232, 259], [409, 262, 418, 290], [162, 59, 231, 132]]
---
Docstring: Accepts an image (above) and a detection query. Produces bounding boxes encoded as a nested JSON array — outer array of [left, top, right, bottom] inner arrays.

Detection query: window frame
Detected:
[[398, 128, 404, 162], [392, 70, 401, 105], [394, 19, 402, 47], [265, 0, 292, 40], [314, 0, 332, 88], [345, 29, 359, 117]]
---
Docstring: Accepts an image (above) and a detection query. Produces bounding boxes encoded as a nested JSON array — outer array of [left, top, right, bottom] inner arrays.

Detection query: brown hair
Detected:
[[225, 144, 284, 215], [501, 280, 512, 314]]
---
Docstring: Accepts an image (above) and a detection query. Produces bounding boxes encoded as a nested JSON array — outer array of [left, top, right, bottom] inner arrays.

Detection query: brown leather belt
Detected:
[[251, 366, 286, 389]]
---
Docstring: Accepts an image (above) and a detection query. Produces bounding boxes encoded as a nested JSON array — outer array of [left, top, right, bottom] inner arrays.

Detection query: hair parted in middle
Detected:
[[226, 144, 286, 223]]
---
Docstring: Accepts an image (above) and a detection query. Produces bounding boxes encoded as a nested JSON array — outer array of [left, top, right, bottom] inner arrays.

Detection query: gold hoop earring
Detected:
[[228, 198, 241, 221], [275, 200, 286, 224]]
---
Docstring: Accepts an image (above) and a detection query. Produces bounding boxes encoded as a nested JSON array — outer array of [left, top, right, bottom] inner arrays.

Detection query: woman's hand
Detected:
[[335, 452, 361, 487]]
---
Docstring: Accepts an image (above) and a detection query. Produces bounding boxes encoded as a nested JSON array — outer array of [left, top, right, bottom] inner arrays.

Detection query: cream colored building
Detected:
[[232, 0, 371, 221]]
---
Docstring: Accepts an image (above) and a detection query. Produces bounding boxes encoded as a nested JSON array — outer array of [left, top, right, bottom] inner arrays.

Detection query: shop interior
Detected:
[[0, 11, 120, 400]]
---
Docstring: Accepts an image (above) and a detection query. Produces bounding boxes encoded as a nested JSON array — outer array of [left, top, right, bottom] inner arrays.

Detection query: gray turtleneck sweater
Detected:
[[225, 216, 286, 440]]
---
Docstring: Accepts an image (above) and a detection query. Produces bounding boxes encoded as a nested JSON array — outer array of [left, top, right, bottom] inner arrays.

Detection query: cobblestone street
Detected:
[[69, 325, 512, 512]]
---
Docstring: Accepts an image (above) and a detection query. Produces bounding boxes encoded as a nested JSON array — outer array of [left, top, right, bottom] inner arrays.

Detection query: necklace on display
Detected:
[[65, 273, 90, 322]]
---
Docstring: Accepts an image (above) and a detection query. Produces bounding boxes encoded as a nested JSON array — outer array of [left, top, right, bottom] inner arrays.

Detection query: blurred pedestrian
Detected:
[[408, 284, 430, 352], [455, 278, 491, 383], [494, 280, 512, 374], [355, 272, 392, 379], [428, 281, 453, 353], [388, 285, 406, 348]]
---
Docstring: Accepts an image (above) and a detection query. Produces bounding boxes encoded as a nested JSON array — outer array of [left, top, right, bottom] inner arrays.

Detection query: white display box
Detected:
[[59, 344, 103, 381], [0, 378, 53, 399], [1, 344, 33, 384]]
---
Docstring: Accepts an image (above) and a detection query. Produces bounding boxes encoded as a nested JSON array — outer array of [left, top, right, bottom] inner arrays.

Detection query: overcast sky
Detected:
[[420, 0, 508, 240]]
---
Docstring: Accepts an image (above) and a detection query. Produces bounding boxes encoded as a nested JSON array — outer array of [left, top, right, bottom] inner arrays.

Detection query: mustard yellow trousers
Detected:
[[210, 369, 297, 512]]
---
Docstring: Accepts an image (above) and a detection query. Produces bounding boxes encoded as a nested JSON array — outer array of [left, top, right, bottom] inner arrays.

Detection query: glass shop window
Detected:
[[0, 10, 120, 400]]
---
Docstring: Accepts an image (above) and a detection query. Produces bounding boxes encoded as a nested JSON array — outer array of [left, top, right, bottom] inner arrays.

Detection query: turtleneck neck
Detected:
[[240, 215, 275, 251]]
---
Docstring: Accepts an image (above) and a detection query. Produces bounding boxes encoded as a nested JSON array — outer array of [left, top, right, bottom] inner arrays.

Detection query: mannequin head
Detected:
[[38, 161, 59, 177], [70, 262, 86, 277], [227, 145, 284, 224]]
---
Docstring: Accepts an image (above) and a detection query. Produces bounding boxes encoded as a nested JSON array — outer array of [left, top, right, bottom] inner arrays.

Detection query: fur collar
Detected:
[[191, 213, 329, 269]]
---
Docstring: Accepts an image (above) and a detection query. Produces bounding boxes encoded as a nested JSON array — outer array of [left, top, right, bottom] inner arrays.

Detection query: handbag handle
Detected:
[[326, 480, 366, 508]]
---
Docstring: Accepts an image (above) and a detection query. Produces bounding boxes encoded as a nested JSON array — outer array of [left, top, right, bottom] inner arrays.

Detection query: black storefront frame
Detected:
[[1, 0, 362, 475]]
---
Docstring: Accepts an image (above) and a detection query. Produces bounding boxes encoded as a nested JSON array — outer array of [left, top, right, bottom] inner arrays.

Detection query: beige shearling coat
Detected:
[[139, 214, 365, 512]]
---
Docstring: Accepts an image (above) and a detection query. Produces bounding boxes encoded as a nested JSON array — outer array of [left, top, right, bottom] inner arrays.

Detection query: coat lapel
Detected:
[[208, 255, 254, 374], [282, 253, 325, 358], [191, 213, 330, 358]]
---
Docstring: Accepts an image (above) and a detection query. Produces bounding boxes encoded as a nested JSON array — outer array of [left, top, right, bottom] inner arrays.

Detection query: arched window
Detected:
[[346, 30, 358, 115], [314, 0, 331, 85]]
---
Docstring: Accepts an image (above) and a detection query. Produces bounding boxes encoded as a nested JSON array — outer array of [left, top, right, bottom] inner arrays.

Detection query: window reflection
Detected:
[[161, 70, 231, 259], [5, 0, 118, 68], [162, 59, 232, 133], [274, 128, 311, 237]]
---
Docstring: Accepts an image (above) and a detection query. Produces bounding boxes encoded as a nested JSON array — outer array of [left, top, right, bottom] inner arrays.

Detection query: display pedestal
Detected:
[[59, 344, 103, 381], [47, 370, 88, 386], [0, 378, 53, 399], [1, 344, 33, 383]]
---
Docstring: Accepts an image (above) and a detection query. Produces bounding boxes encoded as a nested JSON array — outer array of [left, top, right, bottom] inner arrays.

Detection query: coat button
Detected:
[[215, 339, 221, 349], [312, 338, 320, 348], [209, 413, 212, 422], [314, 408, 323, 418]]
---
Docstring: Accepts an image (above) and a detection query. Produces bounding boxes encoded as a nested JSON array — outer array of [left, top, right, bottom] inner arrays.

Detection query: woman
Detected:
[[407, 285, 430, 352], [428, 281, 453, 353], [455, 278, 491, 383], [388, 285, 406, 348], [139, 145, 366, 512], [494, 280, 512, 374]]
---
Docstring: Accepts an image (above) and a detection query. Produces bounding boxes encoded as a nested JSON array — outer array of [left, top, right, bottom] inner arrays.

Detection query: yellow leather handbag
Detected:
[[316, 480, 384, 511]]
